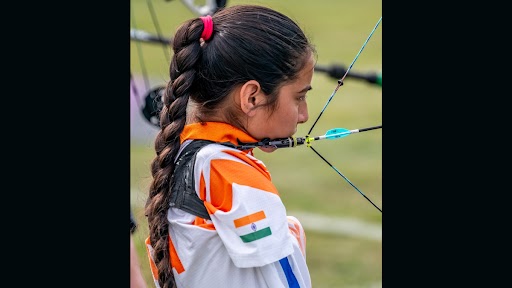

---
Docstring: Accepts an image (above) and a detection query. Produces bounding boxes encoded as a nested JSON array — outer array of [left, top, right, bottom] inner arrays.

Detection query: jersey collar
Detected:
[[180, 122, 258, 147]]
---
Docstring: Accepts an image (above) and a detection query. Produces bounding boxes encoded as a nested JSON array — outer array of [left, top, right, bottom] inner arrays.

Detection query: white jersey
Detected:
[[146, 122, 311, 288]]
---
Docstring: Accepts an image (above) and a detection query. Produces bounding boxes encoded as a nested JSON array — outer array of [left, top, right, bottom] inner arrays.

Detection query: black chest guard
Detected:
[[169, 140, 238, 220]]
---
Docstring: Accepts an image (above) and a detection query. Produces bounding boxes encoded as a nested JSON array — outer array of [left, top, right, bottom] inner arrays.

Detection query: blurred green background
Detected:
[[131, 0, 382, 287]]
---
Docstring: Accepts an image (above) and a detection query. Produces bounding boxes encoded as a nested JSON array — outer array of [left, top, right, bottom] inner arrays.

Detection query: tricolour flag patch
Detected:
[[234, 211, 272, 243]]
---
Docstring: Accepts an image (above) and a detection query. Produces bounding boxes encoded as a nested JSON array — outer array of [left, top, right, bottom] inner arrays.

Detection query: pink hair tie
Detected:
[[200, 15, 214, 41]]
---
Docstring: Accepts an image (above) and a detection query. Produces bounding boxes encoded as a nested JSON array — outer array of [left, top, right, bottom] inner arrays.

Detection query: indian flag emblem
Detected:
[[234, 211, 272, 243]]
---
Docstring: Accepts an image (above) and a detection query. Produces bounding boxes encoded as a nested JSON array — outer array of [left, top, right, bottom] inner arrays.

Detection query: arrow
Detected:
[[235, 125, 381, 149], [307, 125, 382, 143]]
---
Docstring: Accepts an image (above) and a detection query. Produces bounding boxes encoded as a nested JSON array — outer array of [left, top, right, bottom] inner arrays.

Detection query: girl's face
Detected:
[[248, 54, 315, 140]]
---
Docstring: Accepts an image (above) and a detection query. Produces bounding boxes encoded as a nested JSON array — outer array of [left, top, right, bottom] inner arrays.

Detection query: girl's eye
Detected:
[[298, 95, 307, 101]]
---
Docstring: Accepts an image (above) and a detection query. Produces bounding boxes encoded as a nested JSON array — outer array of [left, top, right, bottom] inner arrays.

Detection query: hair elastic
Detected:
[[200, 15, 214, 41]]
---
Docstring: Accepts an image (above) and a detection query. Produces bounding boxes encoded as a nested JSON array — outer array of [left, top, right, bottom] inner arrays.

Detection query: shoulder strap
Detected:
[[169, 140, 215, 220]]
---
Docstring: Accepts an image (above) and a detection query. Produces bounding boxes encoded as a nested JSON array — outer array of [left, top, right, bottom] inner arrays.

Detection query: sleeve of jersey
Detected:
[[199, 148, 295, 268]]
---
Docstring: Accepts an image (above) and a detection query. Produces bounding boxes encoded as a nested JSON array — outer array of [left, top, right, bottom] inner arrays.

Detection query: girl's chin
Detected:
[[258, 146, 278, 153]]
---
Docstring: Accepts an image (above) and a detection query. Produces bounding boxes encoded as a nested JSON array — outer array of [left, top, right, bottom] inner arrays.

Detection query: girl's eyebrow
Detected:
[[298, 85, 312, 93]]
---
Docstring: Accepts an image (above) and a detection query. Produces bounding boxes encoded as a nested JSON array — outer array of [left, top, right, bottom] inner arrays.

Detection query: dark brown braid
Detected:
[[145, 17, 203, 288], [145, 5, 315, 288]]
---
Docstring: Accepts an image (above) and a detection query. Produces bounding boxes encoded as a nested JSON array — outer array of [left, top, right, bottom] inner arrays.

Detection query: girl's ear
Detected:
[[239, 80, 265, 117]]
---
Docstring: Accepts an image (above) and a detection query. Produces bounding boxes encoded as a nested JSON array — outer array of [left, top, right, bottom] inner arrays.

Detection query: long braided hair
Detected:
[[145, 5, 314, 287]]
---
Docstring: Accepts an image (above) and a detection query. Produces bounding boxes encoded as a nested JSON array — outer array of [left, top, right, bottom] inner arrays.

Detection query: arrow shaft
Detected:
[[316, 125, 381, 141], [233, 125, 381, 150], [358, 125, 382, 132]]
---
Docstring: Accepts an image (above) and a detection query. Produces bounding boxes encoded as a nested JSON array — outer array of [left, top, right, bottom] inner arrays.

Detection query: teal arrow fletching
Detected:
[[324, 128, 351, 139]]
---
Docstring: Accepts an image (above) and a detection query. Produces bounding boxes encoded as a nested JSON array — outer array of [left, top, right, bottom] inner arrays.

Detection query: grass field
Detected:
[[131, 0, 382, 287]]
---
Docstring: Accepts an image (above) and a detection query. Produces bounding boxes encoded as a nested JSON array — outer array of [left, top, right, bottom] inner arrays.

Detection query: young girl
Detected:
[[145, 4, 316, 288]]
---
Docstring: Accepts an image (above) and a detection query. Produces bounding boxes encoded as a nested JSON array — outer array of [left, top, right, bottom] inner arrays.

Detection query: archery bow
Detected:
[[306, 17, 382, 212]]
